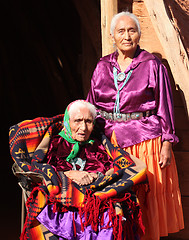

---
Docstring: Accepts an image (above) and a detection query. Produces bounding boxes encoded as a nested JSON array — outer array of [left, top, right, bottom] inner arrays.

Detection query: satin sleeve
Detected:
[[154, 63, 179, 144], [86, 62, 115, 113]]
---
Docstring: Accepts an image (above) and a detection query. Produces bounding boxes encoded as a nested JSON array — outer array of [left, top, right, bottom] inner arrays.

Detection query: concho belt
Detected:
[[97, 110, 156, 122]]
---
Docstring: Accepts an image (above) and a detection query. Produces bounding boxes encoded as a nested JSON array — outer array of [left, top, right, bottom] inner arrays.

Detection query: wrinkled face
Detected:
[[112, 16, 140, 54], [69, 107, 94, 142]]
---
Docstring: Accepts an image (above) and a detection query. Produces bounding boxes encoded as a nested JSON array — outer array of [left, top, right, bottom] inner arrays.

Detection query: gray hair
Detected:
[[68, 100, 97, 120], [110, 11, 141, 37]]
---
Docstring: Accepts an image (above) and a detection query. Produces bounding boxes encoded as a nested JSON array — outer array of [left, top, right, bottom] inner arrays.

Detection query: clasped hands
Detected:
[[64, 170, 98, 186]]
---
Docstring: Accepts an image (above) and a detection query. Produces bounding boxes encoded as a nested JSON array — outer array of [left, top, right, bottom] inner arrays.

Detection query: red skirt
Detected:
[[111, 134, 184, 240]]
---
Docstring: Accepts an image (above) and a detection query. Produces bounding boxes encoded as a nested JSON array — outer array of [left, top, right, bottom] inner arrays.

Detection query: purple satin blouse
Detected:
[[86, 46, 179, 148], [47, 135, 113, 174]]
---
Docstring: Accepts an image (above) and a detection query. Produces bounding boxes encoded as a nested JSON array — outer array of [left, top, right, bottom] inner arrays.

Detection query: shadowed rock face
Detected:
[[164, 0, 189, 56]]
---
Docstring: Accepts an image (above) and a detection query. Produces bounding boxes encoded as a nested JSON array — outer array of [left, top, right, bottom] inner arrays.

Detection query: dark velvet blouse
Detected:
[[47, 135, 113, 175]]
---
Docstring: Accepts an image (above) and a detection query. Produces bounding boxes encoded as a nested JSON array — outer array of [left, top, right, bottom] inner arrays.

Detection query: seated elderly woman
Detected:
[[37, 100, 115, 239], [10, 100, 146, 240], [45, 100, 112, 185]]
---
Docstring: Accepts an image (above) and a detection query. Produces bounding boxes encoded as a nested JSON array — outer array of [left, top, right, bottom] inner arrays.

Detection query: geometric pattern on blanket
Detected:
[[28, 219, 59, 240], [9, 114, 147, 240]]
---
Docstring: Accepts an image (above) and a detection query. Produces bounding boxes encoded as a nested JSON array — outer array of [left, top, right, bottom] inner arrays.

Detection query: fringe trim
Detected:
[[78, 190, 145, 240], [20, 188, 145, 240], [20, 186, 51, 240]]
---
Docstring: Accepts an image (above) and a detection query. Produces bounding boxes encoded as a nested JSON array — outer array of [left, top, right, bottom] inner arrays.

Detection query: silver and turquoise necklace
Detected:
[[113, 66, 133, 115]]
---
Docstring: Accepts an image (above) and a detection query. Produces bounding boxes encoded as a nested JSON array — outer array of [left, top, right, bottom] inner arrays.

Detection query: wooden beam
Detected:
[[100, 0, 118, 56], [143, 0, 189, 117]]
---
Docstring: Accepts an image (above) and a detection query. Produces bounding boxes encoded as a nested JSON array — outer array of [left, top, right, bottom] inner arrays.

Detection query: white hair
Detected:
[[110, 11, 141, 37], [68, 100, 97, 120]]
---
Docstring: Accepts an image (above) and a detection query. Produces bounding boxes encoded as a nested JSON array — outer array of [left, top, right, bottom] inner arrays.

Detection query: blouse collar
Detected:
[[100, 45, 156, 73]]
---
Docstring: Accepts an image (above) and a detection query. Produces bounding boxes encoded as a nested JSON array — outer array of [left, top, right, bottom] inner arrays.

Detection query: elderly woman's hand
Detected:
[[64, 170, 98, 186], [159, 141, 172, 169]]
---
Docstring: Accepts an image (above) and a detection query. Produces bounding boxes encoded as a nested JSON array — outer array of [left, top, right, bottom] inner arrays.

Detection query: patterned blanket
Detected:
[[9, 114, 147, 240]]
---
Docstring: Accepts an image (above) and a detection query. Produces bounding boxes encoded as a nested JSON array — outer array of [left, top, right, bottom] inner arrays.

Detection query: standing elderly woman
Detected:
[[87, 11, 184, 240]]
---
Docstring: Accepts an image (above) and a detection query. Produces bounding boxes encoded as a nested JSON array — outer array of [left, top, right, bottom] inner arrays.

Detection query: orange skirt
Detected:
[[111, 134, 184, 240]]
